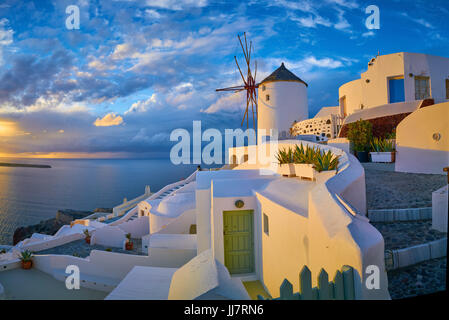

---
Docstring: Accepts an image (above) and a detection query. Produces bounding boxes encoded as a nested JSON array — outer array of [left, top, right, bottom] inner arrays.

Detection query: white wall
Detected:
[[258, 81, 308, 141], [432, 185, 448, 232], [118, 216, 150, 238], [91, 226, 126, 248], [339, 52, 449, 116], [395, 102, 449, 174], [196, 188, 212, 254], [339, 79, 363, 116], [403, 53, 449, 104], [157, 209, 196, 235]]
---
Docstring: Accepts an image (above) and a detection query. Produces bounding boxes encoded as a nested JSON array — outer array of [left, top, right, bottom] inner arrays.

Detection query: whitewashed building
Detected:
[[339, 52, 449, 116], [291, 106, 344, 141], [257, 63, 308, 143]]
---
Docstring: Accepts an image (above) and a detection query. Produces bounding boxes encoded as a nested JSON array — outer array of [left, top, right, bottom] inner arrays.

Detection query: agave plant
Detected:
[[371, 137, 395, 152], [302, 145, 319, 165], [314, 150, 340, 172], [126, 233, 131, 240], [293, 144, 307, 164], [18, 250, 33, 262], [275, 148, 293, 164], [83, 229, 90, 237]]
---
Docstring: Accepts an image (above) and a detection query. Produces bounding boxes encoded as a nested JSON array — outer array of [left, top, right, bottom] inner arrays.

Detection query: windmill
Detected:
[[216, 32, 259, 130]]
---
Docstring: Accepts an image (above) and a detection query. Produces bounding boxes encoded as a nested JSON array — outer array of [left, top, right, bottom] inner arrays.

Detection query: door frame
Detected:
[[222, 209, 255, 275]]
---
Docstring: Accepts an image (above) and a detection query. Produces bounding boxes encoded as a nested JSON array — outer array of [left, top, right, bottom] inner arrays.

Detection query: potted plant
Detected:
[[370, 137, 396, 163], [275, 148, 295, 177], [346, 119, 373, 163], [83, 229, 91, 244], [18, 250, 33, 269], [313, 149, 340, 183], [125, 233, 133, 250], [293, 144, 316, 180]]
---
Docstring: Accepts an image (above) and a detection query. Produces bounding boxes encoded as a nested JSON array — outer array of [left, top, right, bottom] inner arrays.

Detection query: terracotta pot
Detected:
[[125, 242, 133, 251], [85, 236, 91, 244], [21, 260, 32, 270]]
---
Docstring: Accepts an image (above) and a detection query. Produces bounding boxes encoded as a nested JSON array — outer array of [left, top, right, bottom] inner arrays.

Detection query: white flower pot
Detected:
[[293, 163, 315, 180], [370, 152, 395, 163], [278, 163, 295, 177], [315, 170, 337, 184]]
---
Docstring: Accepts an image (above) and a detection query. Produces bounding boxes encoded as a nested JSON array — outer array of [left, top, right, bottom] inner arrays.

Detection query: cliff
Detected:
[[12, 208, 112, 245]]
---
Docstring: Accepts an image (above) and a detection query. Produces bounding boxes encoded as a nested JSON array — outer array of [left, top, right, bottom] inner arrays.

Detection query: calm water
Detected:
[[0, 158, 202, 245]]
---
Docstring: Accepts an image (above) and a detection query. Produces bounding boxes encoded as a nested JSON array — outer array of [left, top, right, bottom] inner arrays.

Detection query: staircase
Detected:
[[124, 181, 193, 222]]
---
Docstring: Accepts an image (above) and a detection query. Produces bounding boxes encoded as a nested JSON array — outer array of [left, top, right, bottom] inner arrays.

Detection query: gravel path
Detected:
[[363, 163, 447, 210], [371, 220, 447, 250], [387, 258, 447, 299], [37, 239, 145, 257]]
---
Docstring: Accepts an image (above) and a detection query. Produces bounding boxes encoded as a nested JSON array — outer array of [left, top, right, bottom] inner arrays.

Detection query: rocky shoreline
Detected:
[[12, 208, 112, 245]]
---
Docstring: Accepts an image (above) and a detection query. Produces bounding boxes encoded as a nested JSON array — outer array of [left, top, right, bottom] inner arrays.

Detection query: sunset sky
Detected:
[[0, 0, 448, 158]]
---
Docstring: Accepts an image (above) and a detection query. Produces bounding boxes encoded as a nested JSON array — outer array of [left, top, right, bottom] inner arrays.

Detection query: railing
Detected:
[[108, 169, 198, 226], [112, 185, 152, 217], [259, 265, 357, 300]]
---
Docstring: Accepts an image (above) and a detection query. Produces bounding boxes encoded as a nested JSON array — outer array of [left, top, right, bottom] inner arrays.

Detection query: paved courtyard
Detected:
[[363, 163, 446, 210]]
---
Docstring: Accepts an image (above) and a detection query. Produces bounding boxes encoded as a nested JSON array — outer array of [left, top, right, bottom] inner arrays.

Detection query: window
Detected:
[[263, 213, 269, 235], [415, 76, 430, 100], [446, 79, 449, 99], [262, 85, 266, 91], [266, 94, 270, 101]]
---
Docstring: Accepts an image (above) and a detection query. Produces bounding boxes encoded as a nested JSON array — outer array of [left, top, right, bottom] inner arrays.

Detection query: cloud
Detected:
[[125, 94, 159, 114], [362, 31, 375, 37], [293, 15, 332, 28], [94, 113, 124, 127], [202, 91, 246, 114], [401, 13, 434, 29], [0, 18, 14, 66], [144, 0, 208, 10], [303, 56, 343, 68], [326, 0, 358, 9]]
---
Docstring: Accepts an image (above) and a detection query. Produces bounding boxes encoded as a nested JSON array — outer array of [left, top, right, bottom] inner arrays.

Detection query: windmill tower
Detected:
[[216, 34, 309, 145], [257, 63, 308, 143]]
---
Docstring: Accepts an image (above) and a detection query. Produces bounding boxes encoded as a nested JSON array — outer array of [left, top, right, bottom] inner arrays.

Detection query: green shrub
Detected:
[[370, 137, 395, 152], [276, 148, 293, 164], [347, 119, 373, 152], [293, 144, 320, 165], [277, 144, 340, 172], [313, 150, 340, 172], [18, 250, 33, 262]]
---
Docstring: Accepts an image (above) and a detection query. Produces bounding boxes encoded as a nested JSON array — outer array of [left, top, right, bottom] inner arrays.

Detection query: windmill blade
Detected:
[[248, 41, 252, 66], [238, 34, 249, 64], [234, 56, 247, 86], [254, 60, 257, 82], [215, 85, 246, 92]]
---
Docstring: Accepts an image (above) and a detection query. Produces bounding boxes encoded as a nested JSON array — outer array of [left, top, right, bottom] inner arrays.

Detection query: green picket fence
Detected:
[[258, 265, 356, 300]]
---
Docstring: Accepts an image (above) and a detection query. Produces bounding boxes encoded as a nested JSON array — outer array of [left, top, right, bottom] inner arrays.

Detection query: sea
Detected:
[[0, 158, 206, 245]]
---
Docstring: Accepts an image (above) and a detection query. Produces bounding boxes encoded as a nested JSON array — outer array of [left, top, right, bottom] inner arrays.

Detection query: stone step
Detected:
[[368, 207, 432, 222]]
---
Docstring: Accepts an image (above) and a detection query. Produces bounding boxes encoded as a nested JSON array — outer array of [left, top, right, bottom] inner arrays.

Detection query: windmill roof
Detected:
[[260, 63, 308, 87]]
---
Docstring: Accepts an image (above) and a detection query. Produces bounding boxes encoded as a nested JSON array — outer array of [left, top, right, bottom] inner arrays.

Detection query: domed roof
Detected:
[[260, 62, 308, 87]]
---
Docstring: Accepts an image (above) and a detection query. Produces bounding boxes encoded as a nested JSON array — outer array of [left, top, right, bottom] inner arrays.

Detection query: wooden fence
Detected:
[[258, 265, 356, 300]]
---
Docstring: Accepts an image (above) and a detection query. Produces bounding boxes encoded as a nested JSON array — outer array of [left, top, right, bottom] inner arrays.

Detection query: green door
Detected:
[[223, 210, 255, 274]]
